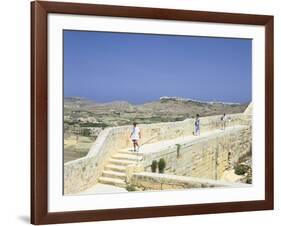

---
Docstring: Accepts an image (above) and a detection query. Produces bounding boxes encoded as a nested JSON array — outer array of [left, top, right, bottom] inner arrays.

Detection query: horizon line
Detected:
[[64, 96, 251, 105]]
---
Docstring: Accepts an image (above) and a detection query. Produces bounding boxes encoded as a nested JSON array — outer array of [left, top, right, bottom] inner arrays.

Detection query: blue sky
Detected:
[[64, 30, 252, 104]]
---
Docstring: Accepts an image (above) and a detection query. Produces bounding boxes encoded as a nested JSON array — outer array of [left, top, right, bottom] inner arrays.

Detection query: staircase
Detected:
[[98, 149, 143, 188]]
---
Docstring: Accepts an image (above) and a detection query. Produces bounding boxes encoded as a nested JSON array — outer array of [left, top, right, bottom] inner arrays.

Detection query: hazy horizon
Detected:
[[64, 95, 250, 105], [64, 30, 252, 104]]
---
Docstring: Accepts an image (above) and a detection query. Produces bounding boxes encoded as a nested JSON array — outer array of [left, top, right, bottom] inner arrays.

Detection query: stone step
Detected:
[[112, 153, 142, 161], [102, 170, 126, 180], [104, 164, 126, 173], [99, 177, 126, 188], [118, 150, 143, 156], [109, 159, 136, 166]]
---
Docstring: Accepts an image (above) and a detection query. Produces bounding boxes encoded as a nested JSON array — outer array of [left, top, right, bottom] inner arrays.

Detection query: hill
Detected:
[[64, 96, 248, 126]]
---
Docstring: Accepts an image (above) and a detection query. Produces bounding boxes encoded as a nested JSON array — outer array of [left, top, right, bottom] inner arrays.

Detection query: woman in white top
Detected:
[[130, 122, 141, 152]]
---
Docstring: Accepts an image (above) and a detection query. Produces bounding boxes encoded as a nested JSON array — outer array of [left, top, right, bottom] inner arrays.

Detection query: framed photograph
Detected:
[[31, 1, 274, 225]]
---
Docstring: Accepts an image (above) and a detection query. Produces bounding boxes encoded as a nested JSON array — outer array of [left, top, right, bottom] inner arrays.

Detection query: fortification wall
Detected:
[[87, 112, 250, 155], [141, 125, 251, 180], [129, 172, 248, 190], [64, 111, 251, 194], [64, 128, 113, 194]]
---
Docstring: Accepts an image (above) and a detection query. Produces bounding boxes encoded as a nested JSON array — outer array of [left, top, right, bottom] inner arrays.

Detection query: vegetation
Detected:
[[246, 177, 252, 184], [151, 160, 158, 173], [126, 184, 137, 191], [82, 128, 91, 137], [237, 150, 252, 164], [79, 122, 109, 128], [175, 117, 184, 121], [245, 167, 252, 184], [158, 158, 166, 174], [234, 150, 252, 183], [234, 164, 249, 175], [64, 120, 76, 125]]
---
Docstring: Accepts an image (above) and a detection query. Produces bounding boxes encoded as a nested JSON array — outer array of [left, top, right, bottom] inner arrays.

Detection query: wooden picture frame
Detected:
[[31, 1, 274, 224]]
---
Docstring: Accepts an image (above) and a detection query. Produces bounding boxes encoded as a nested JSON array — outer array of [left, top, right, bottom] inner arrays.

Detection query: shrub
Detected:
[[79, 122, 96, 127], [158, 158, 166, 174], [64, 121, 76, 125], [151, 160, 158, 173], [80, 122, 109, 128], [82, 129, 91, 136], [234, 164, 248, 175], [246, 177, 252, 184], [246, 168, 252, 184], [126, 184, 137, 191]]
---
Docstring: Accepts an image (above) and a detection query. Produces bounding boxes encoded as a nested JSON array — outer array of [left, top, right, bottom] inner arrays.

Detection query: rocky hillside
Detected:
[[64, 96, 248, 126]]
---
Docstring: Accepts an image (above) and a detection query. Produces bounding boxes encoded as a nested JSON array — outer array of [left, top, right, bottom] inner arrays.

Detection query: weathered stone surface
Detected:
[[141, 125, 251, 180], [64, 107, 252, 194], [129, 172, 248, 190]]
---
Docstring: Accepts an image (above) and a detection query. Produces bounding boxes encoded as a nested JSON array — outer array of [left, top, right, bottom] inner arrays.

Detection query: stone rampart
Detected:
[[141, 125, 251, 180], [64, 110, 251, 194], [129, 172, 248, 190]]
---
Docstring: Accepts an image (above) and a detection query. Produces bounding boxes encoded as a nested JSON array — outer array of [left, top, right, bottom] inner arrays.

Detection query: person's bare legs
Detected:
[[133, 140, 136, 151], [222, 122, 226, 130], [133, 140, 139, 152], [135, 140, 139, 151]]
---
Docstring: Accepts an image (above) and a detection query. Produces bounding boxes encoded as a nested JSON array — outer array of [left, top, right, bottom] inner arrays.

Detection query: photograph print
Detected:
[[63, 30, 252, 195]]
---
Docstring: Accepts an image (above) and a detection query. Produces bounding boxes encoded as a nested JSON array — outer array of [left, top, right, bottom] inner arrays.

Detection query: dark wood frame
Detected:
[[31, 1, 274, 225]]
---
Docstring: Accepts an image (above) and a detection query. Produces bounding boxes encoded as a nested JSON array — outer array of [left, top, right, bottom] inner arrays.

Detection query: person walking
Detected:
[[221, 113, 226, 130], [130, 122, 141, 152], [194, 114, 200, 136]]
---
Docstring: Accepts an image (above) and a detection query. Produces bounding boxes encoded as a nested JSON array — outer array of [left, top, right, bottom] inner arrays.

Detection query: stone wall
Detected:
[[64, 128, 112, 194], [141, 125, 251, 180], [64, 111, 251, 194], [87, 113, 250, 154], [64, 127, 132, 194], [129, 172, 247, 190]]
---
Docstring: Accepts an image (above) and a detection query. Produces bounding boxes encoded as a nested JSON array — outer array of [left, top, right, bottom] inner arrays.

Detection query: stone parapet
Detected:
[[129, 172, 248, 190]]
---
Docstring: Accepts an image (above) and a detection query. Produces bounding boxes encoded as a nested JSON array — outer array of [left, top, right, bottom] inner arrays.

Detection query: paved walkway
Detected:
[[78, 183, 128, 195], [132, 125, 247, 154]]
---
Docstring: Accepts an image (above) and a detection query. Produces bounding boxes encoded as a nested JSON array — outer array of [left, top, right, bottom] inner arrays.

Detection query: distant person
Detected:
[[221, 113, 226, 130], [130, 122, 141, 152], [194, 114, 200, 136]]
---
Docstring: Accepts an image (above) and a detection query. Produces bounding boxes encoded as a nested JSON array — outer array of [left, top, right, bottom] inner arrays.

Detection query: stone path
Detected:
[[138, 125, 247, 154], [78, 183, 128, 195]]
